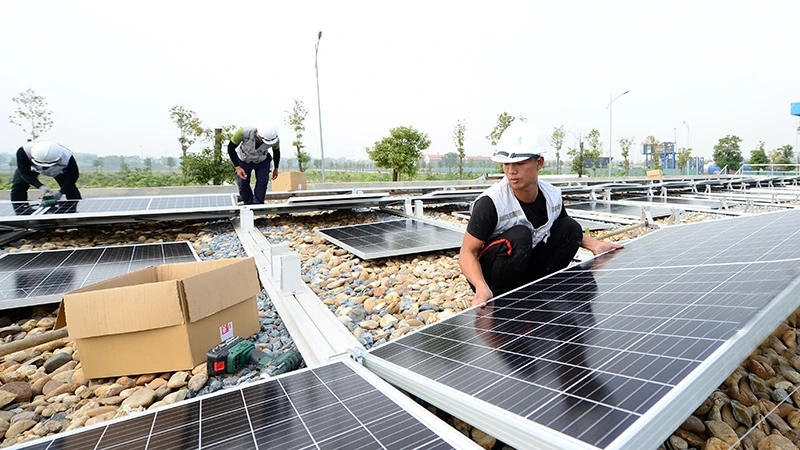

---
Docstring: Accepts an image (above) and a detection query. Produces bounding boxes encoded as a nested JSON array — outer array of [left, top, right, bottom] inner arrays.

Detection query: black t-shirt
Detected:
[[466, 192, 568, 242]]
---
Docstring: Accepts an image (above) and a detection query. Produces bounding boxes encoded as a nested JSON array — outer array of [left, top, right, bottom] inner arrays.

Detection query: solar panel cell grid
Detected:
[[0, 203, 37, 216], [15, 361, 458, 450], [367, 209, 800, 449], [0, 242, 198, 308], [316, 219, 464, 260]]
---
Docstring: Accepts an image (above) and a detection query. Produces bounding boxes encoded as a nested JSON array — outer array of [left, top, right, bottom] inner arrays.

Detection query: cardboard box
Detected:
[[272, 171, 307, 192], [646, 169, 663, 179], [55, 258, 262, 379]]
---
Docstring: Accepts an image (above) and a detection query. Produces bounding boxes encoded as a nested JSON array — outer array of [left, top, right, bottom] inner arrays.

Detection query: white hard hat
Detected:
[[492, 121, 549, 164], [30, 141, 64, 168], [256, 121, 279, 146]]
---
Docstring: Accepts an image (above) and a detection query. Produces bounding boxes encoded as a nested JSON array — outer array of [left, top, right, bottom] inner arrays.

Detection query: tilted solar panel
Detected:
[[12, 360, 476, 450], [360, 209, 800, 450], [316, 219, 464, 260], [0, 242, 198, 310], [567, 201, 672, 219]]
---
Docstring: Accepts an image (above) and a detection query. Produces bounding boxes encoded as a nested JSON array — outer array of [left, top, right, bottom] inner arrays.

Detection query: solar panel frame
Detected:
[[0, 242, 199, 310], [358, 208, 800, 450], [315, 218, 464, 259], [566, 201, 672, 219], [12, 359, 478, 450], [622, 196, 725, 210], [0, 194, 239, 227]]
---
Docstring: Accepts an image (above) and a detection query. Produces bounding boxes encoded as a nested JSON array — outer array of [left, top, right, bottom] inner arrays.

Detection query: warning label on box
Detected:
[[219, 321, 234, 341]]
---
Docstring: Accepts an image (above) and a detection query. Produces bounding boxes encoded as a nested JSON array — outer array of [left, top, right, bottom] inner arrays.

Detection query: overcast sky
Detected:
[[2, 0, 799, 164]]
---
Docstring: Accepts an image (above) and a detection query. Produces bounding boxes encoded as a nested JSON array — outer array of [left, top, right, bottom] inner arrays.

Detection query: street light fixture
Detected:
[[315, 31, 326, 184], [605, 90, 629, 178]]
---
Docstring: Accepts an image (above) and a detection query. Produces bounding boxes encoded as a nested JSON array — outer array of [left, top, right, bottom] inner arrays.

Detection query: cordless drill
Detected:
[[206, 336, 302, 376], [40, 194, 57, 208]]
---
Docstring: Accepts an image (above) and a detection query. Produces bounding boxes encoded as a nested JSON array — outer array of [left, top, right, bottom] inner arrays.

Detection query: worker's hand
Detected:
[[235, 166, 247, 180], [471, 285, 493, 309], [592, 240, 624, 255], [38, 185, 52, 199], [52, 190, 62, 201], [271, 168, 279, 181]]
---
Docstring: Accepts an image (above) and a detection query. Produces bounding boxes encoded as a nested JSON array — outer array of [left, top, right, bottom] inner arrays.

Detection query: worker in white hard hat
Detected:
[[459, 120, 624, 308], [11, 140, 82, 203], [227, 121, 281, 205]]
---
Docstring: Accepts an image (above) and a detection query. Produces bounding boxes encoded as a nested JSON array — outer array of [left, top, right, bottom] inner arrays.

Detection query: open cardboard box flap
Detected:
[[156, 258, 260, 322], [54, 258, 262, 338]]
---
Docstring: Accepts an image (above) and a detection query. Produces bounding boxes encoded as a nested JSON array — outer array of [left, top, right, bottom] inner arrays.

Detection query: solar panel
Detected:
[[13, 360, 474, 450], [0, 242, 198, 310], [49, 197, 152, 214], [149, 195, 236, 210], [0, 202, 38, 216], [0, 195, 237, 218], [566, 201, 672, 219], [316, 219, 464, 260], [284, 192, 389, 205], [361, 209, 800, 450], [624, 196, 723, 210]]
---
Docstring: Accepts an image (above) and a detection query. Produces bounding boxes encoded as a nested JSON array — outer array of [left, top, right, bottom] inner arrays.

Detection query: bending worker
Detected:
[[227, 121, 280, 205], [11, 140, 82, 203], [459, 121, 623, 308]]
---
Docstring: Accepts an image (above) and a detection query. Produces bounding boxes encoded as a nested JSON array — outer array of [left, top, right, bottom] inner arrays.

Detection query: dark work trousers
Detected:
[[476, 216, 583, 297], [236, 157, 272, 205], [10, 169, 82, 202]]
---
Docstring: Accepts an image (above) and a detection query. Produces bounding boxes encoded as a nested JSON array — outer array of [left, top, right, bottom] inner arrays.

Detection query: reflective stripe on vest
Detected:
[[472, 177, 563, 247]]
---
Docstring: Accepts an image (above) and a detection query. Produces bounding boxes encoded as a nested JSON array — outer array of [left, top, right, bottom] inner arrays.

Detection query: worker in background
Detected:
[[459, 120, 624, 308], [227, 121, 280, 205], [11, 140, 82, 203]]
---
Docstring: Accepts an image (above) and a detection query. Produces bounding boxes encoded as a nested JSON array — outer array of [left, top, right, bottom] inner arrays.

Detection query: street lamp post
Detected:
[[606, 90, 630, 178], [683, 121, 690, 174], [315, 31, 326, 184], [682, 121, 690, 149]]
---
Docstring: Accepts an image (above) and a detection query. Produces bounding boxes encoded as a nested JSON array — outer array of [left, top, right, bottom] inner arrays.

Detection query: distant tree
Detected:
[[143, 157, 153, 171], [585, 129, 602, 175], [166, 156, 176, 172], [712, 135, 744, 172], [618, 136, 635, 176], [8, 157, 16, 174], [9, 88, 53, 141], [366, 126, 431, 181], [284, 99, 311, 172], [548, 126, 566, 175], [119, 156, 130, 172], [169, 106, 205, 158], [568, 141, 586, 177], [440, 152, 459, 173], [486, 112, 515, 146], [453, 120, 467, 179], [182, 127, 236, 185], [749, 141, 769, 171], [643, 136, 661, 169], [93, 157, 105, 173], [769, 144, 795, 167], [677, 147, 692, 174]]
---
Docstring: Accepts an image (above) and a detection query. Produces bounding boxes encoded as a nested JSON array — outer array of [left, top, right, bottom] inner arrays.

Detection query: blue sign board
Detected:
[[792, 102, 800, 117]]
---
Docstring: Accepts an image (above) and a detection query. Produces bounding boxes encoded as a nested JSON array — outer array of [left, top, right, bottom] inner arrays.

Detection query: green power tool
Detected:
[[40, 194, 57, 208], [206, 336, 302, 377]]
